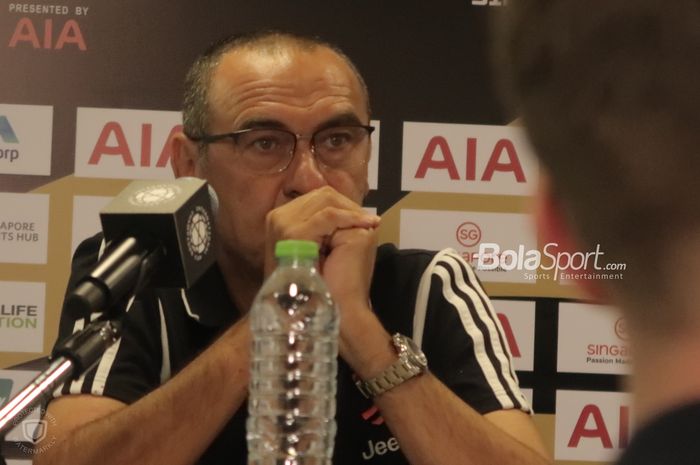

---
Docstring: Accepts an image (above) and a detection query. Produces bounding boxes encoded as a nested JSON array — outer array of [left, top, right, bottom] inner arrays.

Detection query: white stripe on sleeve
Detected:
[[446, 251, 529, 409], [435, 254, 521, 410], [158, 298, 171, 383], [91, 296, 136, 396], [412, 251, 449, 348]]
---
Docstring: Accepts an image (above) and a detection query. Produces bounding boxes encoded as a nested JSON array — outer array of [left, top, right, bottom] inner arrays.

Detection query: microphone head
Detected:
[[99, 177, 217, 289]]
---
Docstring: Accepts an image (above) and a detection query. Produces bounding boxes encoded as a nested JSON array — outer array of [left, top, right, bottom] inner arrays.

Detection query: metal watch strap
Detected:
[[355, 334, 427, 399]]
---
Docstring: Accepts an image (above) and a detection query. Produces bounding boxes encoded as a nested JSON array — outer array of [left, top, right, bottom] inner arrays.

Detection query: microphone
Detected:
[[0, 178, 218, 442], [66, 177, 218, 318]]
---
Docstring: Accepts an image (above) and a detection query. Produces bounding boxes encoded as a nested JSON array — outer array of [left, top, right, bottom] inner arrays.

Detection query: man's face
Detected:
[[197, 45, 371, 276]]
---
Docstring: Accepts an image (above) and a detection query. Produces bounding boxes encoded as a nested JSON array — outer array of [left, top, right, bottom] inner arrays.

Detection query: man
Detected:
[[38, 31, 549, 465], [496, 1, 700, 463]]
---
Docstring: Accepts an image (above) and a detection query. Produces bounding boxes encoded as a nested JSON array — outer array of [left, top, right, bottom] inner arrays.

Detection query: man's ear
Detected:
[[535, 173, 609, 302], [171, 131, 200, 178]]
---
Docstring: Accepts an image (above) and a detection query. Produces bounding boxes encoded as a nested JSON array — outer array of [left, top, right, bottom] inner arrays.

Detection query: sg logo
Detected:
[[456, 222, 482, 248]]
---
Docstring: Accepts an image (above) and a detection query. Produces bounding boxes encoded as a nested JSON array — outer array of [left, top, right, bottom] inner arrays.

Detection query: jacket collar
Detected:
[[179, 263, 240, 328]]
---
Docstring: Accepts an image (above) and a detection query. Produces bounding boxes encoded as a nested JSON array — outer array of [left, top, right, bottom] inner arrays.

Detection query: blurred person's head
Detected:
[[496, 0, 700, 338]]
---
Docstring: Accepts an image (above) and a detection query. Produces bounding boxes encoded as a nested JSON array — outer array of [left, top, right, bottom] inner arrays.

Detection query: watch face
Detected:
[[396, 334, 428, 369]]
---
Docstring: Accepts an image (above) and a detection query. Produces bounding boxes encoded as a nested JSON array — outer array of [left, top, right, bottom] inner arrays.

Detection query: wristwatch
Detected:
[[356, 333, 428, 398]]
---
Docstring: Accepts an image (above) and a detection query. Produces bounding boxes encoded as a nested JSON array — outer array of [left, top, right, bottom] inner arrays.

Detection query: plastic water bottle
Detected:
[[247, 240, 339, 465]]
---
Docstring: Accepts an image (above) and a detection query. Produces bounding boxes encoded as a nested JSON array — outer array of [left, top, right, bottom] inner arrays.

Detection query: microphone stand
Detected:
[[0, 238, 162, 459], [0, 319, 121, 446]]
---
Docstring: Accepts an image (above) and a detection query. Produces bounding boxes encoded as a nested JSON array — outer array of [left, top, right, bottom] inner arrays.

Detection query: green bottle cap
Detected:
[[275, 240, 319, 259]]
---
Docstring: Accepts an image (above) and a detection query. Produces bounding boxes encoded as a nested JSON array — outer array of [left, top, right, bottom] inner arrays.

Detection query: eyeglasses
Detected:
[[186, 124, 375, 175]]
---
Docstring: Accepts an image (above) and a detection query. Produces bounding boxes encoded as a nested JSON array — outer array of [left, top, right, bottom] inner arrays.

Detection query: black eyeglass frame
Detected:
[[186, 124, 374, 145], [185, 124, 375, 174]]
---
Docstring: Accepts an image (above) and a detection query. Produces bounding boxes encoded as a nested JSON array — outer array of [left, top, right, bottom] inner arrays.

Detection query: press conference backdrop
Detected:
[[0, 1, 630, 464]]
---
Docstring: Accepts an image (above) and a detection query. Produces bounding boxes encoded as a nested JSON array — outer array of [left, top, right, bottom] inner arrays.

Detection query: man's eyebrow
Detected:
[[236, 113, 365, 132], [315, 113, 365, 131], [236, 118, 287, 131]]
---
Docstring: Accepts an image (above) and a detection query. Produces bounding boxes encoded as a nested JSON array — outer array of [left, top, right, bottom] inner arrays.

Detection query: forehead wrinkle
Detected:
[[207, 47, 367, 128], [209, 77, 364, 129]]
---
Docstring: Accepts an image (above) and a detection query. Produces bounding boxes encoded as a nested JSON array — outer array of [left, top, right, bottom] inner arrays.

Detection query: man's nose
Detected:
[[282, 141, 328, 198]]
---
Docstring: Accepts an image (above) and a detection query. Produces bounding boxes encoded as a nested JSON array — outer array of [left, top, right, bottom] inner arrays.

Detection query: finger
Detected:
[[321, 226, 378, 299], [270, 207, 380, 242], [304, 207, 380, 233], [288, 185, 367, 215], [327, 225, 379, 251]]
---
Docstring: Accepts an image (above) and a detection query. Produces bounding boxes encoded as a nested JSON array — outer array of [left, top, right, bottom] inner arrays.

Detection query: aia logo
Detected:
[[414, 137, 525, 183], [555, 390, 633, 460], [568, 404, 630, 449], [75, 108, 182, 179], [88, 121, 181, 168], [361, 405, 385, 426], [456, 221, 481, 248], [401, 122, 537, 197], [8, 18, 86, 51]]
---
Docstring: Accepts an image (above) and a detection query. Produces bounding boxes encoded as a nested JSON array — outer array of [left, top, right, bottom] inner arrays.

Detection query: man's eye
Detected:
[[319, 130, 355, 150], [330, 134, 351, 147], [252, 138, 279, 151], [240, 131, 286, 153]]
